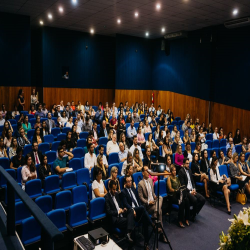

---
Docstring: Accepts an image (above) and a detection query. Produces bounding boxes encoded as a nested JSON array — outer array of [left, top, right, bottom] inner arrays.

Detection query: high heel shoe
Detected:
[[227, 210, 231, 215], [186, 221, 189, 226]]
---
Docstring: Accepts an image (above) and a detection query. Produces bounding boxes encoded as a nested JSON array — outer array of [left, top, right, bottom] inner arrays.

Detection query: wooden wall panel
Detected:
[[43, 88, 115, 110], [0, 86, 31, 112]]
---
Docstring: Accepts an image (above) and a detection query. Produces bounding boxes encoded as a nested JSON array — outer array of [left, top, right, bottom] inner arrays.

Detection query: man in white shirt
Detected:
[[149, 103, 155, 113], [213, 127, 219, 140], [129, 136, 143, 160], [106, 134, 119, 156], [84, 144, 97, 173], [182, 119, 188, 131], [0, 113, 6, 126], [118, 142, 128, 162], [92, 122, 99, 142], [110, 102, 118, 117], [76, 113, 83, 129], [126, 120, 137, 146]]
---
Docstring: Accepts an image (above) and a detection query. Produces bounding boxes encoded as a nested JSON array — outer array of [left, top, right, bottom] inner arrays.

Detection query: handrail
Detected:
[[0, 166, 63, 250]]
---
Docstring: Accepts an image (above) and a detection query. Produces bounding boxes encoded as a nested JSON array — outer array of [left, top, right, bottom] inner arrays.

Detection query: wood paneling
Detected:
[[0, 86, 32, 112], [43, 88, 115, 110]]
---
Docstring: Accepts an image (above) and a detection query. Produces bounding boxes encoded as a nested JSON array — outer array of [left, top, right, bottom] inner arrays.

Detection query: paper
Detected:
[[66, 168, 73, 172]]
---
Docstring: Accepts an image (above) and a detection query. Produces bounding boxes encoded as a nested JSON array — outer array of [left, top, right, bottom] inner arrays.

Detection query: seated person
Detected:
[[124, 164, 136, 189], [8, 137, 18, 159], [106, 134, 119, 156], [133, 148, 143, 172], [138, 166, 167, 243], [96, 155, 108, 180], [175, 145, 184, 169], [22, 115, 31, 135], [0, 137, 8, 158], [65, 131, 76, 152], [121, 152, 135, 176], [226, 138, 236, 154], [105, 180, 134, 243], [92, 167, 107, 199], [29, 141, 43, 165], [21, 154, 37, 190], [200, 150, 210, 174], [118, 142, 128, 163], [178, 158, 205, 221], [84, 143, 97, 174], [10, 147, 25, 170], [39, 154, 52, 186], [238, 152, 250, 195], [129, 136, 143, 160], [53, 146, 74, 178], [108, 166, 121, 192], [191, 153, 209, 198], [210, 157, 231, 214], [17, 128, 30, 149], [98, 145, 108, 169], [167, 165, 190, 227], [122, 175, 154, 250], [32, 127, 44, 145], [146, 133, 159, 161]]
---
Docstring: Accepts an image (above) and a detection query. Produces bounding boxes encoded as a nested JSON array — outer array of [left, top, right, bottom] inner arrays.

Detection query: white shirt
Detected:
[[210, 166, 223, 183], [129, 144, 143, 159], [84, 153, 97, 173], [144, 179, 154, 204], [213, 133, 219, 140], [107, 141, 119, 155], [93, 129, 98, 140], [100, 154, 108, 166], [33, 152, 40, 165], [92, 179, 104, 199], [65, 122, 73, 128], [121, 160, 135, 176], [126, 188, 139, 207], [199, 133, 206, 143], [184, 168, 193, 191], [61, 117, 68, 125], [0, 119, 5, 126], [110, 193, 122, 217], [171, 131, 176, 139], [110, 107, 118, 117]]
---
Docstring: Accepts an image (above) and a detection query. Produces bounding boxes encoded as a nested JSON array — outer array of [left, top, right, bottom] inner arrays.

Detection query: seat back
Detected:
[[62, 172, 77, 190], [119, 176, 124, 190], [132, 172, 143, 187], [72, 148, 85, 158], [23, 144, 32, 157], [144, 133, 150, 141], [51, 141, 60, 151], [25, 179, 42, 198], [219, 165, 229, 177], [99, 137, 108, 145], [35, 195, 53, 213], [79, 132, 89, 139], [15, 201, 31, 224], [76, 168, 90, 186], [44, 175, 60, 194], [72, 186, 88, 204], [168, 125, 173, 132], [118, 162, 123, 176], [89, 197, 106, 221], [45, 151, 57, 165], [21, 217, 41, 245], [190, 142, 196, 152], [47, 209, 67, 232], [206, 133, 213, 141], [38, 142, 50, 154], [27, 129, 35, 140], [57, 133, 66, 141], [0, 157, 10, 170], [212, 139, 219, 148], [51, 128, 61, 138], [220, 147, 226, 156], [44, 135, 54, 143], [17, 166, 22, 183], [235, 145, 242, 154], [220, 139, 227, 148], [154, 180, 167, 197], [55, 190, 72, 210], [206, 140, 212, 149], [69, 158, 82, 171], [77, 139, 86, 148], [108, 152, 119, 165], [0, 169, 16, 187], [69, 203, 88, 228]]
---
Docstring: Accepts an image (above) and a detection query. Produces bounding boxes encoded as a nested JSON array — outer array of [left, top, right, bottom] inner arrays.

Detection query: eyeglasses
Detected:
[[59, 150, 64, 153]]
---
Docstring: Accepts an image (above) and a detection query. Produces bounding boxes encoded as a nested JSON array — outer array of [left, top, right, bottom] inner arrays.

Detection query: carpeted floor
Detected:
[[117, 200, 248, 250]]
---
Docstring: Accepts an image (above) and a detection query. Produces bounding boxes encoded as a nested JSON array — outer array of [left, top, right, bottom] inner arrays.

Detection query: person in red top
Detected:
[[70, 101, 75, 111]]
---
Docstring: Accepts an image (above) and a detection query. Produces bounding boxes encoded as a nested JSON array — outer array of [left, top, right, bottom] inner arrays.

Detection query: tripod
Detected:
[[148, 171, 173, 250]]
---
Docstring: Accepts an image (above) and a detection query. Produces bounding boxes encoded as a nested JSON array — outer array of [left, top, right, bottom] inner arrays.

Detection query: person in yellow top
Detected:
[[138, 104, 144, 115], [190, 118, 195, 129]]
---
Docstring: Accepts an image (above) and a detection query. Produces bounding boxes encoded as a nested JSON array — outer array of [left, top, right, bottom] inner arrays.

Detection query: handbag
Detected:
[[236, 189, 247, 205]]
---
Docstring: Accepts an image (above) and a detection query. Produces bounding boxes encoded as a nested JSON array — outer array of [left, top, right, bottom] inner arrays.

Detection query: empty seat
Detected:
[[72, 186, 88, 205], [220, 139, 227, 148], [44, 175, 60, 194], [72, 148, 85, 158], [62, 172, 77, 190], [212, 139, 219, 148], [206, 140, 212, 149], [99, 137, 108, 145], [25, 179, 42, 199], [62, 127, 71, 134], [88, 197, 106, 222], [8, 119, 17, 125], [119, 176, 124, 190], [76, 168, 90, 186], [235, 145, 242, 154], [27, 129, 35, 140], [38, 142, 50, 154], [77, 139, 86, 148], [51, 128, 61, 139], [45, 151, 57, 165], [23, 144, 32, 157], [79, 132, 89, 139], [47, 209, 67, 232], [57, 133, 66, 141], [55, 190, 72, 210], [206, 133, 213, 141], [69, 203, 88, 228], [51, 141, 60, 151], [44, 134, 54, 144], [15, 201, 31, 225], [35, 195, 53, 213], [69, 158, 82, 171], [0, 157, 10, 170], [0, 169, 16, 187], [108, 152, 119, 165], [132, 172, 143, 187], [154, 180, 167, 197]]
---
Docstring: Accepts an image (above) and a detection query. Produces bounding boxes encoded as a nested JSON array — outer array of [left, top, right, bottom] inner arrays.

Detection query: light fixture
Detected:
[[39, 20, 44, 25], [145, 32, 149, 37], [59, 7, 64, 13], [232, 9, 238, 15], [48, 13, 52, 19], [72, 0, 77, 4], [117, 19, 121, 24], [90, 29, 94, 34], [156, 3, 161, 10], [135, 12, 139, 17], [161, 27, 165, 33]]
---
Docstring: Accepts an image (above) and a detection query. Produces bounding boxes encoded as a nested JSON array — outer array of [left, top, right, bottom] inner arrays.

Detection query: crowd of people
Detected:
[[0, 89, 250, 249]]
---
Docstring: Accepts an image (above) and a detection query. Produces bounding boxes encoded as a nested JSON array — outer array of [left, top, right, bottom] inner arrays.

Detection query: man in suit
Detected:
[[122, 175, 155, 250], [53, 106, 61, 118], [105, 180, 134, 243], [29, 141, 43, 165], [138, 166, 167, 243], [99, 120, 109, 138], [178, 158, 205, 221], [45, 112, 56, 134]]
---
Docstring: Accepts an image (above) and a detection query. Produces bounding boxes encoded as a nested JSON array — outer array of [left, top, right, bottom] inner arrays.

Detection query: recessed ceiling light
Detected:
[[156, 3, 161, 10], [59, 7, 63, 13], [39, 20, 43, 25], [135, 12, 139, 17], [117, 19, 121, 24], [48, 13, 52, 19], [232, 9, 238, 15], [90, 29, 94, 34], [161, 27, 165, 33], [72, 0, 77, 4], [145, 32, 149, 37]]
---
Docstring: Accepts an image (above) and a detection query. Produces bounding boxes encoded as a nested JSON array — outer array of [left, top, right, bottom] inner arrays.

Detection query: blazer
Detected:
[[138, 178, 156, 208], [200, 158, 209, 174], [45, 119, 56, 131], [178, 167, 196, 192], [191, 162, 201, 175], [99, 126, 110, 138], [122, 186, 141, 210], [105, 192, 124, 218], [29, 150, 43, 165]]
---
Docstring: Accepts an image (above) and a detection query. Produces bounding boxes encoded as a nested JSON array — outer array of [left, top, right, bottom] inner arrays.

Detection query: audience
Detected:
[[175, 145, 184, 169], [127, 120, 137, 146], [200, 150, 210, 174], [119, 132, 130, 151], [4, 129, 13, 148], [92, 167, 107, 199], [10, 147, 25, 170], [183, 142, 192, 162], [65, 131, 76, 152], [226, 138, 236, 154], [99, 120, 109, 138], [133, 148, 143, 172], [0, 137, 8, 158], [237, 152, 250, 195]]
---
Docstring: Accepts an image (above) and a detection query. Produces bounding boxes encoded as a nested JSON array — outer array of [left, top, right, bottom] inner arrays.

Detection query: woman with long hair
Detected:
[[21, 154, 37, 190], [32, 127, 44, 145], [92, 167, 107, 199], [22, 115, 31, 135], [175, 145, 184, 169], [71, 125, 79, 144], [121, 152, 135, 176], [119, 132, 130, 151], [2, 121, 13, 138], [200, 150, 210, 174], [66, 131, 76, 152], [38, 154, 52, 185], [117, 116, 126, 139], [96, 154, 107, 180], [154, 124, 161, 141], [183, 129, 191, 144], [4, 129, 13, 149], [0, 138, 8, 158], [162, 136, 172, 158], [41, 121, 49, 137], [233, 128, 241, 145], [17, 89, 25, 112], [60, 111, 68, 125], [8, 137, 18, 159], [133, 148, 143, 172], [65, 116, 74, 128], [137, 127, 146, 148], [190, 129, 196, 142], [17, 128, 30, 149], [34, 116, 42, 129], [242, 136, 250, 153], [210, 157, 231, 214], [108, 166, 121, 192], [146, 133, 160, 161], [183, 142, 193, 162], [238, 152, 250, 195], [31, 88, 39, 107], [29, 105, 36, 115]]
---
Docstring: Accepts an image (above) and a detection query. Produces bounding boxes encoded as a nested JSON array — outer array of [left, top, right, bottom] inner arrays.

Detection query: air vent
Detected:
[[224, 17, 250, 28], [164, 30, 187, 40]]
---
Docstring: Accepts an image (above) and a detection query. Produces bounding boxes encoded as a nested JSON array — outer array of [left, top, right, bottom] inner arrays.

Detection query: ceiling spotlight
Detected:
[[135, 12, 139, 17], [232, 9, 238, 15], [90, 29, 94, 34], [117, 19, 121, 24], [145, 32, 149, 37], [48, 13, 52, 19], [72, 0, 77, 4], [39, 20, 43, 25], [59, 7, 64, 13], [156, 3, 161, 10], [161, 27, 165, 33]]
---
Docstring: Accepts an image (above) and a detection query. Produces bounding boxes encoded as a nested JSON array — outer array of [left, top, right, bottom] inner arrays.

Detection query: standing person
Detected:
[[31, 88, 39, 108], [167, 165, 190, 227], [178, 158, 205, 221], [17, 89, 25, 112]]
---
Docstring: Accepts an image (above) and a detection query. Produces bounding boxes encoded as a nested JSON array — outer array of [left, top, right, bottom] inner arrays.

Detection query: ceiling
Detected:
[[1, 0, 250, 38]]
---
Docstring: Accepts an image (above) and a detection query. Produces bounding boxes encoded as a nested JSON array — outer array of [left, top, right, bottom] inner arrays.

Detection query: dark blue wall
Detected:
[[42, 27, 115, 89], [0, 13, 31, 86], [115, 34, 152, 90]]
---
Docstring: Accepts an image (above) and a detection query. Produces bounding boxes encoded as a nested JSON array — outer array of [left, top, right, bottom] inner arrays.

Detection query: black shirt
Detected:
[[39, 164, 52, 180], [11, 155, 25, 169]]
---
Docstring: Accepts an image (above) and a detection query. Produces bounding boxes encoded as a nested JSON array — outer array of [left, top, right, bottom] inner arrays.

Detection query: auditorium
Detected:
[[0, 0, 250, 250]]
